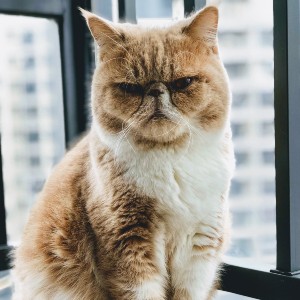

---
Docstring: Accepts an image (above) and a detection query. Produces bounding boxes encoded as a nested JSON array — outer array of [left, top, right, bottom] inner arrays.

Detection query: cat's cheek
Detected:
[[101, 91, 142, 118], [172, 91, 203, 117]]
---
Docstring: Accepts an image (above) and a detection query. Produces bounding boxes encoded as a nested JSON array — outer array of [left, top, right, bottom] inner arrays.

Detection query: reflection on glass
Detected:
[[0, 15, 65, 244], [218, 0, 276, 265]]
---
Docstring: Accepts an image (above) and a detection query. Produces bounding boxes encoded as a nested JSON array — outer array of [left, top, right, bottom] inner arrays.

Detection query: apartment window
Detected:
[[27, 132, 39, 142], [262, 180, 275, 195], [260, 30, 273, 46], [225, 62, 248, 78], [25, 82, 36, 93], [231, 122, 248, 137], [232, 211, 253, 227], [29, 156, 40, 167], [31, 179, 44, 193], [261, 92, 274, 106], [262, 62, 274, 76], [24, 57, 35, 69], [259, 209, 276, 224], [235, 151, 249, 166], [22, 31, 33, 44], [232, 93, 248, 107], [262, 150, 274, 164], [231, 179, 247, 196], [26, 107, 37, 116], [260, 121, 274, 135], [218, 32, 248, 47]]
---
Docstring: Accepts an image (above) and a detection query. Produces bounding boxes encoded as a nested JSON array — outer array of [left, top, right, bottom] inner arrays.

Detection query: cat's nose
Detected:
[[148, 88, 163, 97]]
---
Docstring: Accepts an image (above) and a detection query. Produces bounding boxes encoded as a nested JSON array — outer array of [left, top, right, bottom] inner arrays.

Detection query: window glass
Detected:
[[0, 15, 65, 244], [219, 0, 276, 265], [232, 93, 248, 107], [136, 0, 172, 19]]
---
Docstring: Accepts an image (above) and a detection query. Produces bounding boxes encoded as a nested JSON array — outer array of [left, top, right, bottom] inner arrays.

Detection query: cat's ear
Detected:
[[183, 6, 218, 44], [79, 8, 123, 47]]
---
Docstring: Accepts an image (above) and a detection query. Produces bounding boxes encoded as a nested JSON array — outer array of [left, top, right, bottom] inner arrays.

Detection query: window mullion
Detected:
[[0, 138, 13, 271], [60, 0, 92, 145], [273, 0, 300, 275], [0, 139, 7, 247], [184, 0, 206, 16]]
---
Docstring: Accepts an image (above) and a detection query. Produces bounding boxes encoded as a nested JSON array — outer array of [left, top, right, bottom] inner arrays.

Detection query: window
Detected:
[[225, 63, 248, 78], [0, 1, 92, 285], [27, 132, 39, 142], [260, 121, 274, 135], [218, 32, 248, 47], [22, 31, 33, 44], [24, 57, 35, 69], [261, 92, 274, 106], [231, 179, 248, 196], [232, 93, 248, 107], [262, 180, 275, 195], [231, 122, 248, 137], [235, 151, 249, 166], [25, 82, 36, 93], [232, 211, 253, 227], [0, 15, 65, 245], [260, 30, 273, 46], [29, 156, 40, 166], [262, 150, 274, 164]]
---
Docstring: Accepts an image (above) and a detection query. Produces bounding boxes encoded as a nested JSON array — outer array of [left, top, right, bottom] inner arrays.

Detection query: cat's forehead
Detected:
[[103, 26, 208, 83]]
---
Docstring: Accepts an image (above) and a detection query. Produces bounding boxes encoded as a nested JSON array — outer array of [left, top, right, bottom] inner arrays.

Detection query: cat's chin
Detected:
[[127, 115, 190, 149], [130, 122, 190, 150], [132, 132, 190, 151]]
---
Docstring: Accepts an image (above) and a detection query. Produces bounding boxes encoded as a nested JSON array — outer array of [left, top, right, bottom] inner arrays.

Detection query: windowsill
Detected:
[[0, 270, 12, 299]]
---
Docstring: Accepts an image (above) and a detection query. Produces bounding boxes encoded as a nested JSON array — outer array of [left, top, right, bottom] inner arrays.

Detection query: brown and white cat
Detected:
[[13, 5, 234, 300]]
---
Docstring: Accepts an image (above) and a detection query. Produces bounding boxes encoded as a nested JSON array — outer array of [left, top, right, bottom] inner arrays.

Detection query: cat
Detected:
[[13, 5, 234, 300]]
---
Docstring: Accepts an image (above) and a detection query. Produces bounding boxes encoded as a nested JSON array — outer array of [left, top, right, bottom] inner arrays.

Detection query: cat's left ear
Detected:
[[183, 6, 219, 44], [79, 8, 123, 47]]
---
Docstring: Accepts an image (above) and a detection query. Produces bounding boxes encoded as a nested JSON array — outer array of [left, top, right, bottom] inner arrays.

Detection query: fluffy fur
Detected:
[[13, 6, 234, 300]]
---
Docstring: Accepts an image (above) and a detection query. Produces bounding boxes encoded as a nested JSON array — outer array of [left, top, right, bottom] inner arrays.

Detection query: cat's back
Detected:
[[13, 133, 103, 300]]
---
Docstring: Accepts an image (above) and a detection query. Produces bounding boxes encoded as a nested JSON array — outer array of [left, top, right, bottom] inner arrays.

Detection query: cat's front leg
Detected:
[[108, 226, 167, 300], [171, 214, 227, 300], [91, 196, 168, 300]]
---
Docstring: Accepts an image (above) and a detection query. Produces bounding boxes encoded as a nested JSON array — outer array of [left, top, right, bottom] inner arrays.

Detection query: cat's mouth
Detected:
[[147, 109, 168, 122]]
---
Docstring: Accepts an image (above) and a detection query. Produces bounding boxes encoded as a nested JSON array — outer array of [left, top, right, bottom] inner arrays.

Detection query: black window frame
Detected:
[[1, 0, 300, 299]]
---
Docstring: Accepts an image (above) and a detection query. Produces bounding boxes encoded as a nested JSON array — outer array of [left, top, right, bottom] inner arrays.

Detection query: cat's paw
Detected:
[[192, 220, 224, 255]]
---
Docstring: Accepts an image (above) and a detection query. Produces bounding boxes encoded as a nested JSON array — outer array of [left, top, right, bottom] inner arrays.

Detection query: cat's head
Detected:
[[81, 6, 230, 150]]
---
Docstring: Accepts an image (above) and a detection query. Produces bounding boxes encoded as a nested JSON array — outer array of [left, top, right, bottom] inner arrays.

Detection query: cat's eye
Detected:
[[118, 82, 143, 94], [170, 77, 194, 91]]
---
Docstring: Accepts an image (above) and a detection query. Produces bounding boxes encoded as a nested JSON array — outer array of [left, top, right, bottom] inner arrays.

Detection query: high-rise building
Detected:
[[218, 0, 275, 265], [0, 15, 65, 244]]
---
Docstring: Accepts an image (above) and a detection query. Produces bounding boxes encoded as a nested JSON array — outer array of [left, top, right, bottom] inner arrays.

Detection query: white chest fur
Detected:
[[95, 124, 234, 227], [123, 133, 233, 222]]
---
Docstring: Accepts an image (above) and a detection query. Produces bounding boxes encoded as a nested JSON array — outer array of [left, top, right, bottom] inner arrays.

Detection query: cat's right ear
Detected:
[[79, 8, 123, 47]]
